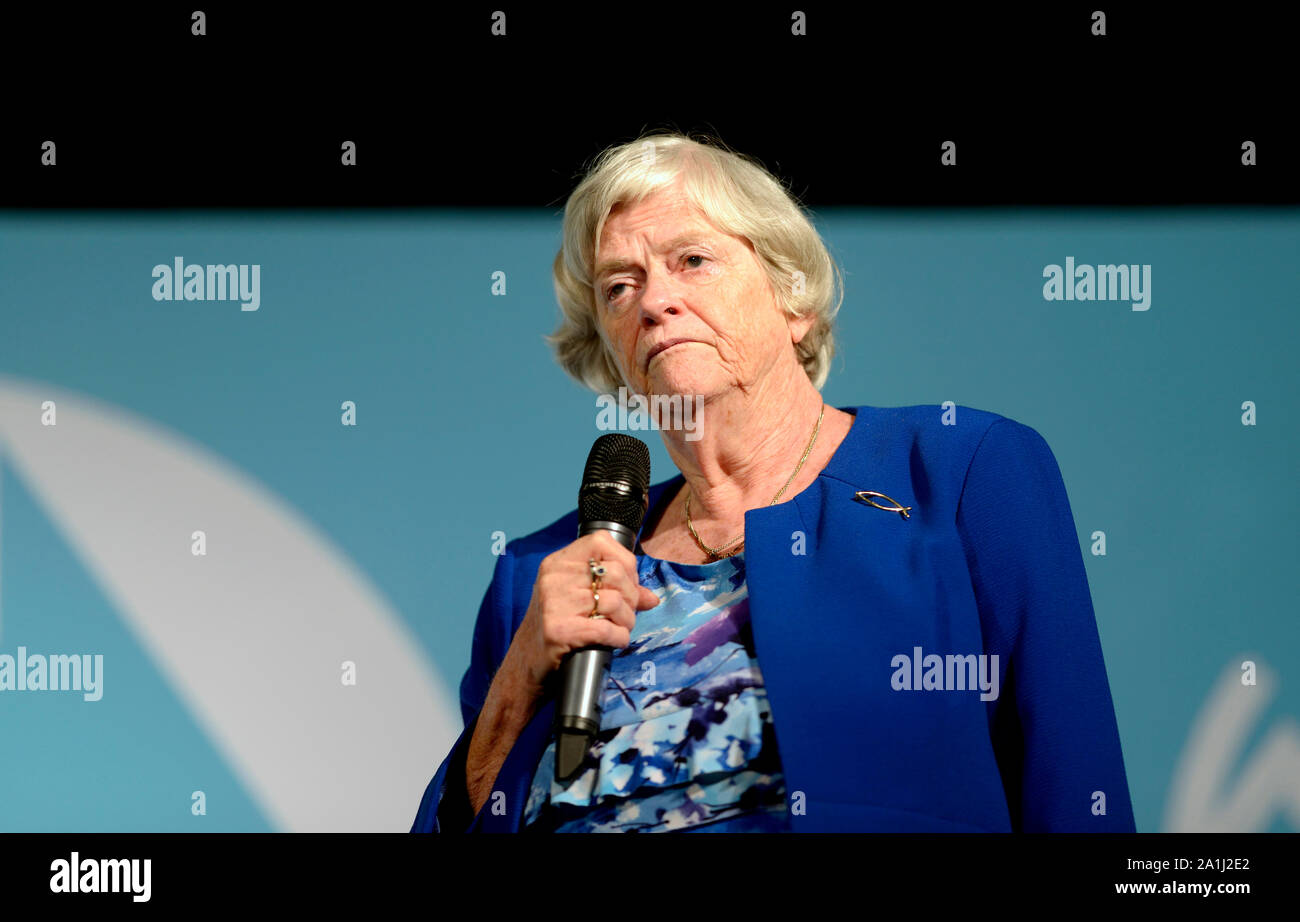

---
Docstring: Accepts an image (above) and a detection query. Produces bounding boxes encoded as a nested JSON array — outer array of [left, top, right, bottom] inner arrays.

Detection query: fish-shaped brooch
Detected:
[[854, 490, 913, 520]]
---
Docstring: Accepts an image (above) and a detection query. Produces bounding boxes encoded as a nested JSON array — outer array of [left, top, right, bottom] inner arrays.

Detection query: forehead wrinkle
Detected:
[[594, 227, 720, 282]]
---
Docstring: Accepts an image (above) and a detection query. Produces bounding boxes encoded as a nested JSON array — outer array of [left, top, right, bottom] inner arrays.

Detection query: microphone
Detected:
[[554, 433, 651, 783]]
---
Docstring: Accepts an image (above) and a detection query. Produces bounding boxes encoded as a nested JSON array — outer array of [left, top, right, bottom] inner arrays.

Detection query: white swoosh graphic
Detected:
[[0, 374, 457, 831]]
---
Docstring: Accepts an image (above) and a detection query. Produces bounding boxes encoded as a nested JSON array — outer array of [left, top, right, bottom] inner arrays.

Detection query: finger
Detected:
[[587, 586, 633, 631], [585, 531, 638, 585], [560, 614, 630, 651], [603, 569, 654, 620], [570, 536, 621, 587], [576, 537, 641, 615], [592, 620, 631, 649]]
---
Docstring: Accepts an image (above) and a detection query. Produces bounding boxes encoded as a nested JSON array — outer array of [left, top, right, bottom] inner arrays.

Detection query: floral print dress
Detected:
[[523, 551, 790, 832]]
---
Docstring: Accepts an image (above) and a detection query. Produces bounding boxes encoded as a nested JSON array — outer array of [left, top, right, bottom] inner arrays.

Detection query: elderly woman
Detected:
[[412, 133, 1135, 833]]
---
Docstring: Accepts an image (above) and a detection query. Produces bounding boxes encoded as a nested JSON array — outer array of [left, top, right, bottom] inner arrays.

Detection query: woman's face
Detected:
[[593, 181, 814, 402]]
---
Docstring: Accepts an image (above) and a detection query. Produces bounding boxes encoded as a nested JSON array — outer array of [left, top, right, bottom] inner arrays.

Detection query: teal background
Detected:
[[0, 208, 1296, 832]]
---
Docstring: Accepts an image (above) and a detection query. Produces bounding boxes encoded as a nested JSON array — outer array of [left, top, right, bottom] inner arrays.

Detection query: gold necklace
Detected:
[[685, 403, 825, 562]]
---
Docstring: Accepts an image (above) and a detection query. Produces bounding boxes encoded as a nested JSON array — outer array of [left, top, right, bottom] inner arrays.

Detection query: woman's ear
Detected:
[[788, 310, 816, 345]]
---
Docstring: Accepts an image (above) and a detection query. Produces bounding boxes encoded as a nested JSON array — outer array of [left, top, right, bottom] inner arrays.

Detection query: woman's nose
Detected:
[[638, 266, 684, 321]]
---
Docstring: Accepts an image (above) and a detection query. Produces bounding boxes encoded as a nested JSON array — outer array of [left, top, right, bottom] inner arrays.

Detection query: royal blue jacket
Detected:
[[412, 404, 1136, 832]]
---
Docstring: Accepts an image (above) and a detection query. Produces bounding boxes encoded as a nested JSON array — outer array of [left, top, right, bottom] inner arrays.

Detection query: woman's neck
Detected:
[[656, 371, 838, 543]]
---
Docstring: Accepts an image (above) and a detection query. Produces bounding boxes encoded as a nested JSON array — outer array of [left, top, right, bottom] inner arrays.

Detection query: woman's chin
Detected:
[[647, 367, 717, 400]]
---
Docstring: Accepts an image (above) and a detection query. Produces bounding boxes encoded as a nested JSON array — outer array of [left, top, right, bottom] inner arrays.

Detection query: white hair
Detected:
[[547, 131, 844, 393]]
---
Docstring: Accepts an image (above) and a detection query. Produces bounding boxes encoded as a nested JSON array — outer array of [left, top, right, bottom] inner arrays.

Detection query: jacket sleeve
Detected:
[[410, 545, 517, 833], [956, 418, 1136, 832]]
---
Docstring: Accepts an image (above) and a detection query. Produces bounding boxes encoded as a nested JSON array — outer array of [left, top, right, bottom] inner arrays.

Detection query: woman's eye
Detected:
[[605, 256, 704, 302]]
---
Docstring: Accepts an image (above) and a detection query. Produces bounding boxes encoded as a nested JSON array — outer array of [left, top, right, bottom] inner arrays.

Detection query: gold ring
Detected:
[[588, 559, 605, 618]]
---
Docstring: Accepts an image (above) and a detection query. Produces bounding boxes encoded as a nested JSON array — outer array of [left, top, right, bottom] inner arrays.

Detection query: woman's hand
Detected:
[[503, 530, 661, 696], [463, 531, 659, 818]]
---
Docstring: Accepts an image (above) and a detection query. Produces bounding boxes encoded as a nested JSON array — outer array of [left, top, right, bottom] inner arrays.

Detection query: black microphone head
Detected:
[[578, 433, 651, 534]]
